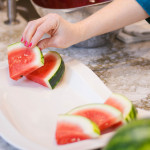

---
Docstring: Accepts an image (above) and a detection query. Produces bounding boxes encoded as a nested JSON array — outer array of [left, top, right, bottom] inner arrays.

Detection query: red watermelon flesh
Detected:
[[56, 132, 90, 145], [56, 122, 90, 145], [26, 52, 57, 87], [26, 51, 65, 89], [67, 104, 123, 131], [56, 115, 100, 145], [105, 97, 124, 112], [72, 109, 119, 130], [104, 93, 137, 122], [8, 42, 44, 80], [101, 122, 123, 134]]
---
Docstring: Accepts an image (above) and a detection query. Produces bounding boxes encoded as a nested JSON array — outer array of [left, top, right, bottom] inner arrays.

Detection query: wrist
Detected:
[[74, 18, 96, 44], [73, 22, 87, 44]]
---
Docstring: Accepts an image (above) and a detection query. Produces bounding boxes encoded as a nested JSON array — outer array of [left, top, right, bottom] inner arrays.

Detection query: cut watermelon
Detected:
[[105, 93, 137, 122], [8, 42, 44, 80], [26, 51, 65, 89], [56, 115, 100, 145], [67, 104, 123, 131]]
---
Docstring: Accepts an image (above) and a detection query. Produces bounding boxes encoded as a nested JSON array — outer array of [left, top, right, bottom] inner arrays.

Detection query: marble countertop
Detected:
[[0, 8, 150, 150], [52, 38, 150, 111]]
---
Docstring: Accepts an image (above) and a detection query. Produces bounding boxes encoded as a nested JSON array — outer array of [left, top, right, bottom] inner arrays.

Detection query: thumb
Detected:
[[37, 37, 58, 50]]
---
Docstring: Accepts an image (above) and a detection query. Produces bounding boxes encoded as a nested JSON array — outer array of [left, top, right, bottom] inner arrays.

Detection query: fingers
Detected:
[[37, 37, 57, 50], [29, 20, 51, 48], [21, 17, 45, 47], [30, 15, 60, 48], [21, 14, 60, 48], [37, 35, 70, 50]]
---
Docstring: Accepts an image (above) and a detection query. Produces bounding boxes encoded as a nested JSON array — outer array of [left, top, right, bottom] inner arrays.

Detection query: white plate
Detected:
[[0, 57, 149, 150]]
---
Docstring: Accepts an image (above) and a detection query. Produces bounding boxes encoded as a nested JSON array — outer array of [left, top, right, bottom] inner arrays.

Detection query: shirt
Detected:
[[136, 0, 150, 23]]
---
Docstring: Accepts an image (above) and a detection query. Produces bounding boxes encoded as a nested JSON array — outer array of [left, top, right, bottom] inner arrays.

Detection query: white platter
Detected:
[[0, 57, 149, 150]]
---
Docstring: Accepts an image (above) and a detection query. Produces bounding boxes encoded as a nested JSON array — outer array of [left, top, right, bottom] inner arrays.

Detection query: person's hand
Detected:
[[21, 13, 82, 50]]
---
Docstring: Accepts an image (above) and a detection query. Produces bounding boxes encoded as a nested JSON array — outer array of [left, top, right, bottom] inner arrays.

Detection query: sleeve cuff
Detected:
[[136, 0, 150, 16], [146, 17, 150, 24]]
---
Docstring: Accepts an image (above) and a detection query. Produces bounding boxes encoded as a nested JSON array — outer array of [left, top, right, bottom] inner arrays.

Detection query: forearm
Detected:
[[21, 0, 149, 49], [77, 0, 149, 42]]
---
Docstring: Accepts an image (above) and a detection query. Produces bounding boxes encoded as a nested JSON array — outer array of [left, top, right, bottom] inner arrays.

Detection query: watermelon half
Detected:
[[56, 115, 100, 145], [8, 42, 44, 80], [26, 51, 65, 89], [105, 93, 137, 122], [67, 104, 123, 131]]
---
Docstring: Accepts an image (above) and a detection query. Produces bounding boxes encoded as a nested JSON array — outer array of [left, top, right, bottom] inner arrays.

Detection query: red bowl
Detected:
[[32, 0, 111, 9]]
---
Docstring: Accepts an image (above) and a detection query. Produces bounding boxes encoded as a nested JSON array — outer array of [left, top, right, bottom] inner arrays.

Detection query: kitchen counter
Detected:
[[0, 11, 27, 62], [53, 37, 150, 111], [0, 9, 150, 150]]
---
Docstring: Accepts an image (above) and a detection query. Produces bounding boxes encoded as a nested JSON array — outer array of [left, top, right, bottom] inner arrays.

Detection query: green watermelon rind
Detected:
[[58, 114, 100, 138], [125, 104, 137, 123], [7, 42, 44, 67], [104, 119, 150, 150], [49, 54, 65, 89], [44, 51, 65, 89], [40, 50, 44, 65], [111, 94, 137, 122]]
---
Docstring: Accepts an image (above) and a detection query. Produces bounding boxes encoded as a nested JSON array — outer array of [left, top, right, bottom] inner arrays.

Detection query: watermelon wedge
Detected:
[[56, 115, 100, 145], [8, 42, 44, 80], [26, 51, 65, 89], [105, 93, 137, 122], [67, 104, 123, 131]]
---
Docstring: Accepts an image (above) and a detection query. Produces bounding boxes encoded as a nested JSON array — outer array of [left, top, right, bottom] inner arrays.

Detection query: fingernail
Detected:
[[24, 41, 28, 46], [28, 43, 32, 48], [21, 37, 23, 42]]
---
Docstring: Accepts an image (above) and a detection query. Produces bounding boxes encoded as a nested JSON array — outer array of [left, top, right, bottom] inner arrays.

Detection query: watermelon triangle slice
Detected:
[[8, 42, 44, 80], [26, 51, 65, 89], [56, 115, 100, 145], [67, 104, 123, 131], [105, 93, 137, 122]]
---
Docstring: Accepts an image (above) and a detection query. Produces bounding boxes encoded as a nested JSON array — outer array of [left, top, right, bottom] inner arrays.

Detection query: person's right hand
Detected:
[[21, 13, 83, 50]]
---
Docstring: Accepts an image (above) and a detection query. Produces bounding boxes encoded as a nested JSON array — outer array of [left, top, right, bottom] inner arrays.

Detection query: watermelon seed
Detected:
[[24, 54, 28, 57], [71, 138, 76, 142], [24, 59, 27, 63]]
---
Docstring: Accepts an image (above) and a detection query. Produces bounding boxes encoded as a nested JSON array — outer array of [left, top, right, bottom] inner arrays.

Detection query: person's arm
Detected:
[[78, 0, 149, 42], [22, 0, 149, 50]]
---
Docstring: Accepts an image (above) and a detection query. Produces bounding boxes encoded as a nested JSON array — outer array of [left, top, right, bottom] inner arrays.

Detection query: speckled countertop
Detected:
[[52, 38, 150, 111], [0, 7, 150, 150]]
